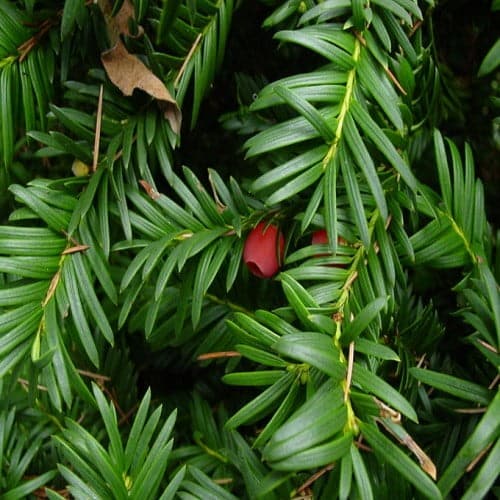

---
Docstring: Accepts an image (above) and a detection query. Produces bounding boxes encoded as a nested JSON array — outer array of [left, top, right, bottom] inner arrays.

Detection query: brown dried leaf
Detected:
[[98, 0, 181, 134], [101, 40, 181, 134], [97, 0, 141, 44], [139, 179, 160, 200], [378, 417, 437, 480], [113, 0, 137, 37]]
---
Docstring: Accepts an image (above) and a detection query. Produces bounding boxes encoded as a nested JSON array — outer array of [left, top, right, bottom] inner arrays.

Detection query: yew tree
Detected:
[[0, 0, 499, 498]]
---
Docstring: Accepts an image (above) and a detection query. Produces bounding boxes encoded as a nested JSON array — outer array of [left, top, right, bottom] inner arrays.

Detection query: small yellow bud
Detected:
[[72, 159, 90, 177]]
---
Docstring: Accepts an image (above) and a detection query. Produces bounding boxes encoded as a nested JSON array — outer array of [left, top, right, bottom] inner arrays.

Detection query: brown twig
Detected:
[[62, 244, 90, 255], [197, 351, 241, 361], [353, 30, 407, 96], [18, 1, 93, 61], [77, 369, 111, 382], [18, 16, 59, 62], [477, 339, 498, 354], [17, 378, 48, 392], [466, 442, 493, 472], [42, 269, 61, 307], [454, 407, 487, 414], [355, 435, 372, 452], [33, 484, 70, 499], [409, 20, 423, 38], [103, 385, 126, 419], [119, 401, 140, 426], [92, 84, 104, 172], [297, 463, 335, 494], [213, 478, 234, 485], [385, 67, 407, 96], [344, 341, 355, 402], [344, 270, 359, 290], [416, 353, 427, 368], [139, 179, 160, 200], [174, 33, 202, 88], [488, 373, 500, 390]]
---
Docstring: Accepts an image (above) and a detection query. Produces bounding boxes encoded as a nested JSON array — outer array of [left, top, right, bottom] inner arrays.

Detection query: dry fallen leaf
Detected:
[[97, 0, 140, 43], [378, 417, 437, 480], [98, 0, 182, 134]]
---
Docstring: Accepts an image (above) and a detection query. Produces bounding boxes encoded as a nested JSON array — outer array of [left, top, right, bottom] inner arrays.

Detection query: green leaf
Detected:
[[410, 368, 493, 405], [223, 370, 286, 386], [410, 217, 469, 268], [0, 470, 57, 500], [479, 262, 500, 346], [371, 0, 413, 25], [245, 108, 338, 157], [343, 297, 387, 343], [254, 310, 301, 337], [299, 0, 351, 25], [359, 421, 442, 499], [0, 256, 59, 279], [478, 38, 500, 76], [351, 100, 417, 190], [236, 344, 289, 368], [191, 237, 232, 327], [129, 415, 175, 500], [233, 312, 281, 347], [350, 444, 374, 500], [340, 147, 370, 247], [1, 63, 14, 169], [128, 406, 163, 478], [78, 217, 117, 303], [273, 85, 335, 142], [55, 438, 111, 498], [374, 218, 396, 288], [63, 261, 99, 367], [61, 0, 85, 38], [9, 184, 70, 232], [124, 389, 151, 469], [433, 129, 452, 213], [344, 113, 388, 220], [355, 338, 400, 361], [92, 383, 124, 471], [267, 433, 352, 471], [71, 253, 114, 346], [461, 436, 500, 500], [226, 372, 294, 429], [68, 168, 106, 235], [0, 281, 48, 307], [324, 155, 338, 255], [263, 0, 302, 27], [159, 466, 186, 500], [252, 380, 301, 449], [353, 363, 417, 422], [177, 227, 227, 271], [56, 464, 101, 498], [266, 163, 323, 206], [438, 390, 500, 495], [184, 466, 239, 500], [280, 273, 320, 330], [275, 29, 354, 70], [49, 104, 95, 142], [182, 166, 226, 226], [378, 10, 416, 64], [273, 332, 346, 380], [0, 226, 65, 256], [357, 50, 403, 130], [263, 385, 346, 462]]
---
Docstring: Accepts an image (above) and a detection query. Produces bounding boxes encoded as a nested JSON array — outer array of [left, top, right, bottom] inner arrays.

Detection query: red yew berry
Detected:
[[243, 222, 285, 278], [312, 229, 348, 267], [312, 229, 328, 245]]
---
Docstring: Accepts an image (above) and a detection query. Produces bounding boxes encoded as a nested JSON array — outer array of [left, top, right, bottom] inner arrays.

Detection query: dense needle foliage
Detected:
[[0, 0, 499, 498]]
